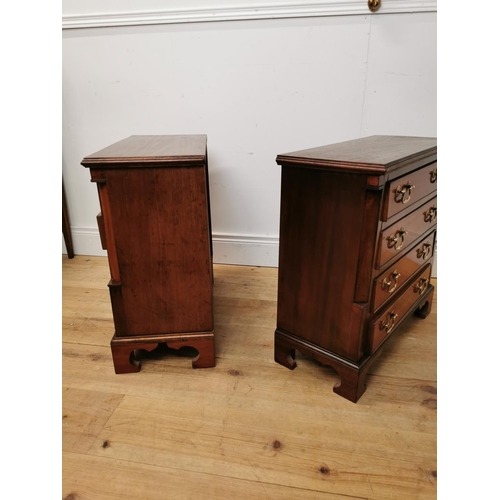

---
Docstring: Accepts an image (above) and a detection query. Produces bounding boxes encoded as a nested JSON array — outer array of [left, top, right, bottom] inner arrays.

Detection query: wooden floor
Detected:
[[62, 256, 437, 500]]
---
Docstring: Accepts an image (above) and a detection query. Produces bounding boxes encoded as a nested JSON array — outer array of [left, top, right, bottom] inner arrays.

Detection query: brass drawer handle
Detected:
[[380, 311, 398, 334], [416, 242, 432, 260], [423, 205, 437, 223], [387, 228, 408, 250], [430, 168, 437, 183], [414, 277, 430, 295], [382, 269, 401, 293], [394, 182, 415, 204]]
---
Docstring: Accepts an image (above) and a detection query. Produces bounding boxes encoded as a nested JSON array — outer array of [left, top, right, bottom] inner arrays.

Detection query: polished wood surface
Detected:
[[276, 167, 367, 360], [96, 212, 106, 250], [368, 265, 432, 353], [81, 135, 207, 167], [63, 257, 437, 500], [372, 232, 436, 312], [277, 135, 437, 176], [377, 197, 437, 269], [275, 135, 437, 402], [384, 161, 437, 220], [110, 332, 215, 373], [103, 167, 212, 336], [82, 135, 214, 372]]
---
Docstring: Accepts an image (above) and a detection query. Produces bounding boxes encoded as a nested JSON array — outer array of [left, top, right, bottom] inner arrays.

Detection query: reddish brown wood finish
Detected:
[[383, 161, 437, 220], [275, 282, 434, 403], [276, 167, 367, 360], [372, 231, 435, 312], [82, 135, 215, 373], [81, 135, 207, 168], [368, 265, 432, 353], [94, 179, 121, 282], [377, 197, 437, 269], [277, 135, 437, 178], [415, 286, 434, 319], [110, 333, 215, 374], [62, 181, 74, 259], [353, 187, 384, 303], [274, 135, 437, 403], [103, 167, 212, 337], [96, 212, 107, 250]]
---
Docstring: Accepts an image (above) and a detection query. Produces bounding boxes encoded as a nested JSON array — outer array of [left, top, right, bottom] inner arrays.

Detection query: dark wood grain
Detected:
[[383, 161, 437, 220], [82, 135, 215, 372], [104, 166, 213, 336], [377, 197, 437, 269], [353, 187, 384, 303], [277, 136, 437, 175], [81, 135, 207, 168], [96, 212, 107, 250], [110, 333, 215, 374], [95, 180, 121, 282], [276, 280, 435, 403], [276, 167, 367, 361], [275, 329, 370, 403], [372, 232, 435, 312], [62, 181, 74, 259], [274, 135, 437, 403], [367, 265, 432, 353]]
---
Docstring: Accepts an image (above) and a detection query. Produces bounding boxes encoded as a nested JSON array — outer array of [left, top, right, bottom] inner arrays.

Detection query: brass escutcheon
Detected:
[[423, 205, 437, 223], [430, 168, 437, 183], [368, 0, 381, 12], [380, 311, 398, 334], [414, 277, 430, 295], [395, 183, 415, 204], [387, 228, 408, 250], [382, 269, 401, 293], [416, 242, 432, 260]]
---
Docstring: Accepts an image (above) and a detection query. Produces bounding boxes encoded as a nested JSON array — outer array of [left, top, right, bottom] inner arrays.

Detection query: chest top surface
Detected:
[[276, 135, 437, 175], [81, 135, 207, 168]]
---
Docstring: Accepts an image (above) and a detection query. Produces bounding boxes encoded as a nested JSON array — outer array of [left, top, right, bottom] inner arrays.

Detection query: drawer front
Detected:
[[384, 162, 437, 220], [377, 197, 437, 269], [367, 265, 433, 353], [372, 231, 436, 312]]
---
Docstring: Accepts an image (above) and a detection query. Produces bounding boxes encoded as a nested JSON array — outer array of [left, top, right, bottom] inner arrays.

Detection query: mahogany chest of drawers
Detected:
[[274, 135, 436, 402], [82, 135, 215, 373]]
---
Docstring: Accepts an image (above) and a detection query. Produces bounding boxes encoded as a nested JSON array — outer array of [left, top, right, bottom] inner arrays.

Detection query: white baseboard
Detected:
[[62, 226, 436, 277], [212, 233, 279, 267], [62, 1, 437, 30], [62, 227, 107, 258], [62, 227, 278, 266]]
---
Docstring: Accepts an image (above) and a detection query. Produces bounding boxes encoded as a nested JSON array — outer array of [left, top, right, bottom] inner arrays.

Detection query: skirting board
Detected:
[[62, 227, 107, 257], [62, 227, 279, 267], [211, 233, 279, 267], [62, 227, 436, 276]]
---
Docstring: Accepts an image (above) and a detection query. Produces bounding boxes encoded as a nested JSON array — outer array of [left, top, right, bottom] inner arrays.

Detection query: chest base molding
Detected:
[[110, 332, 215, 374], [275, 283, 434, 403]]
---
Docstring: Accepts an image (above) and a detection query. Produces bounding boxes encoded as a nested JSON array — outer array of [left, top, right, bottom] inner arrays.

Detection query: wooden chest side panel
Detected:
[[353, 186, 384, 303], [105, 166, 213, 336], [276, 167, 367, 359]]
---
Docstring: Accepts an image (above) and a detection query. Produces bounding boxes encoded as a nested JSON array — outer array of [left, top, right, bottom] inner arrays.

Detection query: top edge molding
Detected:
[[62, 1, 437, 30]]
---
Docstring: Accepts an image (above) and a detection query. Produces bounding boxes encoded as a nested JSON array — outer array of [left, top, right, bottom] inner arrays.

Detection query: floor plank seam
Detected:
[[66, 450, 369, 499]]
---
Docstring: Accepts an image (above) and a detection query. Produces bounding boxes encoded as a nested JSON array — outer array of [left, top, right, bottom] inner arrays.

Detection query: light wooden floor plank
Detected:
[[62, 256, 437, 499], [63, 452, 363, 500], [62, 387, 124, 454]]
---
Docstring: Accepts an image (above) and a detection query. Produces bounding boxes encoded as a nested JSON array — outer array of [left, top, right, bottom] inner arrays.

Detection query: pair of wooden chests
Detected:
[[81, 134, 436, 403]]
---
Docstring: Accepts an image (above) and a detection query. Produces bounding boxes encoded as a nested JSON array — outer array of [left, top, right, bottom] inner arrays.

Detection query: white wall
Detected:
[[62, 1, 436, 28], [62, 4, 437, 271]]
